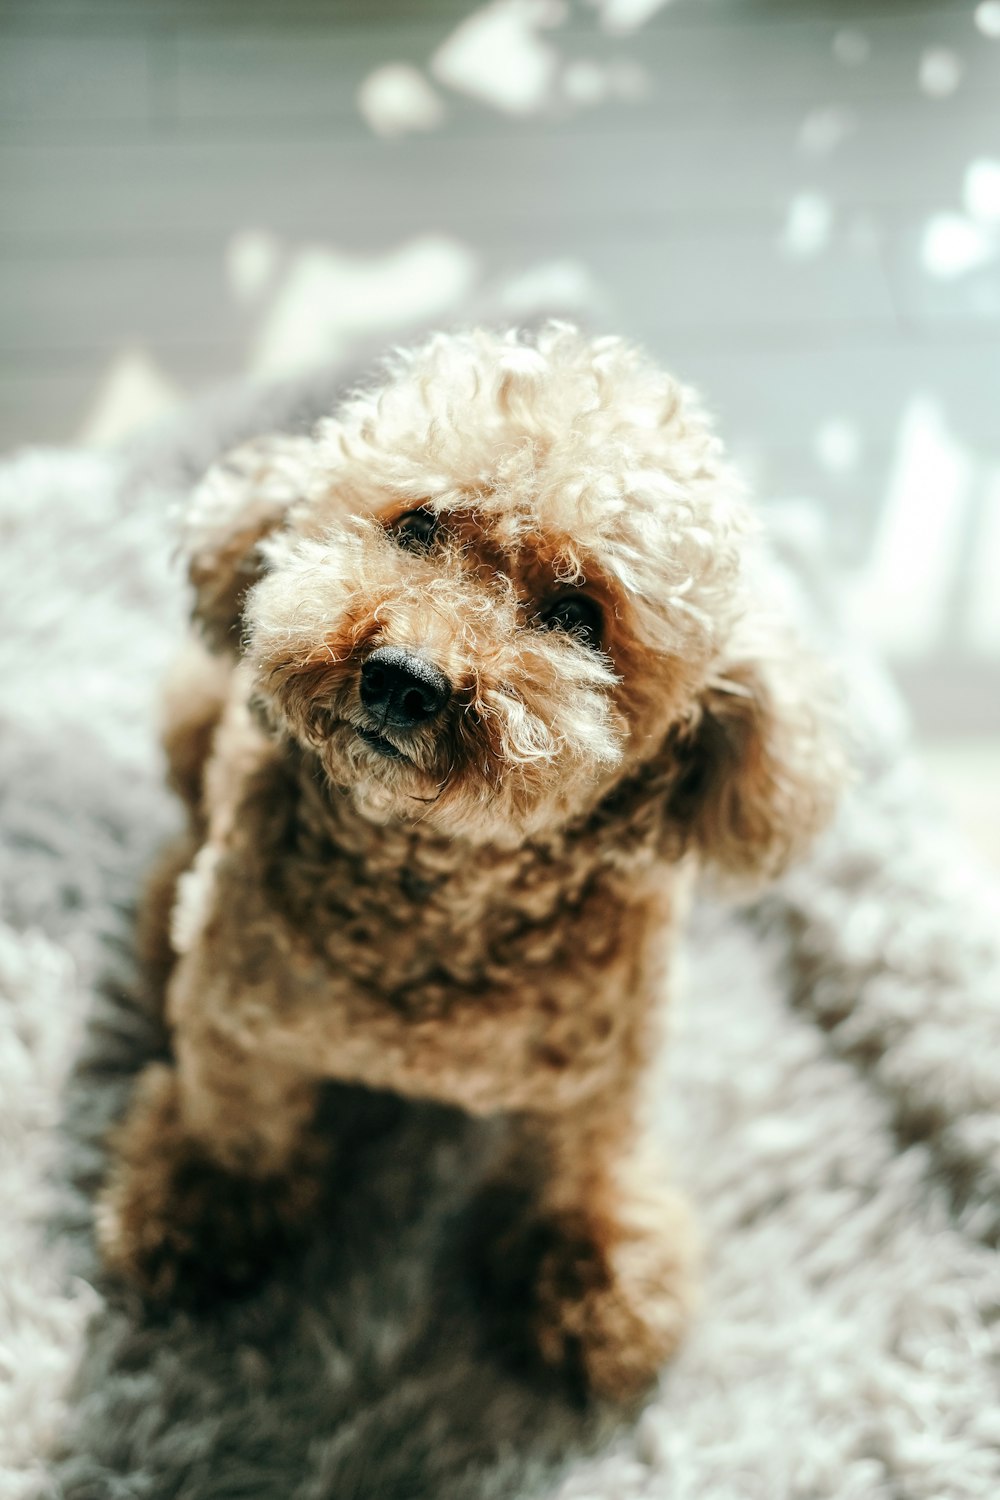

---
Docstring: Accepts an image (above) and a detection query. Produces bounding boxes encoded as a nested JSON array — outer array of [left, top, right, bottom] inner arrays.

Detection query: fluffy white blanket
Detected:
[[1, 424, 998, 1500]]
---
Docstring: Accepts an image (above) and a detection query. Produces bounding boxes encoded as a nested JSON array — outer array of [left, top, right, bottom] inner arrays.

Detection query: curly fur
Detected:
[[97, 324, 843, 1400]]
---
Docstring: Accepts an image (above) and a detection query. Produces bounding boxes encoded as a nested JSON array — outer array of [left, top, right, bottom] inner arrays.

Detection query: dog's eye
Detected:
[[390, 509, 439, 552], [539, 594, 603, 648]]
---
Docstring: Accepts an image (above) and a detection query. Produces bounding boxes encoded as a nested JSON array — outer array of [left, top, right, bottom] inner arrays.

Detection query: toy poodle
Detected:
[[98, 323, 841, 1400]]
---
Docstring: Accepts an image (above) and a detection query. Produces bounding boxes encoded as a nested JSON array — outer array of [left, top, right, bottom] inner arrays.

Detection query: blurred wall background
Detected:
[[2, 0, 998, 855]]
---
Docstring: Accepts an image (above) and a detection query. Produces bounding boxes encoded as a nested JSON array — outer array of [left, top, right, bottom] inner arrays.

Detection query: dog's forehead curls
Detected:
[[299, 325, 751, 645]]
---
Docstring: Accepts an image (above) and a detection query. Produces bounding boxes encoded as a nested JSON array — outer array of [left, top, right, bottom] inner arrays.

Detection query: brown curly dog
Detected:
[[98, 324, 842, 1401]]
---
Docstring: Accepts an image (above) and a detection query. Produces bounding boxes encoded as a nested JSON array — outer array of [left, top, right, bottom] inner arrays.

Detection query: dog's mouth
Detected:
[[354, 723, 411, 762]]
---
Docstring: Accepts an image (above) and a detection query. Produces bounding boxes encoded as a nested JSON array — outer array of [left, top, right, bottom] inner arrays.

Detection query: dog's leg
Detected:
[[478, 1103, 698, 1402], [97, 1030, 324, 1303]]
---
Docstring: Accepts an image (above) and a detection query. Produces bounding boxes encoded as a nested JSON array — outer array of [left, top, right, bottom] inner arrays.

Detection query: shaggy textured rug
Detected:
[[2, 370, 999, 1500]]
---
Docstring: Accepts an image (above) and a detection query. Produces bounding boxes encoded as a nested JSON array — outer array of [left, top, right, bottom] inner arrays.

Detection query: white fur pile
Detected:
[[1, 415, 998, 1499]]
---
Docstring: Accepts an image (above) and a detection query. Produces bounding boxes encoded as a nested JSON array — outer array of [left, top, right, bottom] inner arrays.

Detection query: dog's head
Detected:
[[184, 325, 841, 866]]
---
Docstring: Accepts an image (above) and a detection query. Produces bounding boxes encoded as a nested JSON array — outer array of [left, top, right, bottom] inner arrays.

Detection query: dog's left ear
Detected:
[[182, 435, 312, 655], [666, 638, 843, 881]]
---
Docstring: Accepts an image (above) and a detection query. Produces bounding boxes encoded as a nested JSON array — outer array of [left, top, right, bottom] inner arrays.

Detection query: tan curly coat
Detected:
[[98, 325, 841, 1400]]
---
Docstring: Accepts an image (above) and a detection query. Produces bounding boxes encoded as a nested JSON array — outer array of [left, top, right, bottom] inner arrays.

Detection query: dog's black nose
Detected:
[[360, 646, 451, 728]]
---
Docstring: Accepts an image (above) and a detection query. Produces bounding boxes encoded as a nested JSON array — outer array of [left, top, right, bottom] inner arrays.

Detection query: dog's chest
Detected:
[[282, 822, 658, 1013]]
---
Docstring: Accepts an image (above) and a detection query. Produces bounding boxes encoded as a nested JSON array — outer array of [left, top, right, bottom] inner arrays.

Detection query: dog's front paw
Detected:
[[529, 1192, 698, 1401], [97, 1064, 320, 1305], [474, 1177, 698, 1401]]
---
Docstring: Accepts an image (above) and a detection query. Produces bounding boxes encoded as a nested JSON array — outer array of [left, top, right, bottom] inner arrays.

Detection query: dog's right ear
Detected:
[[182, 435, 312, 655]]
